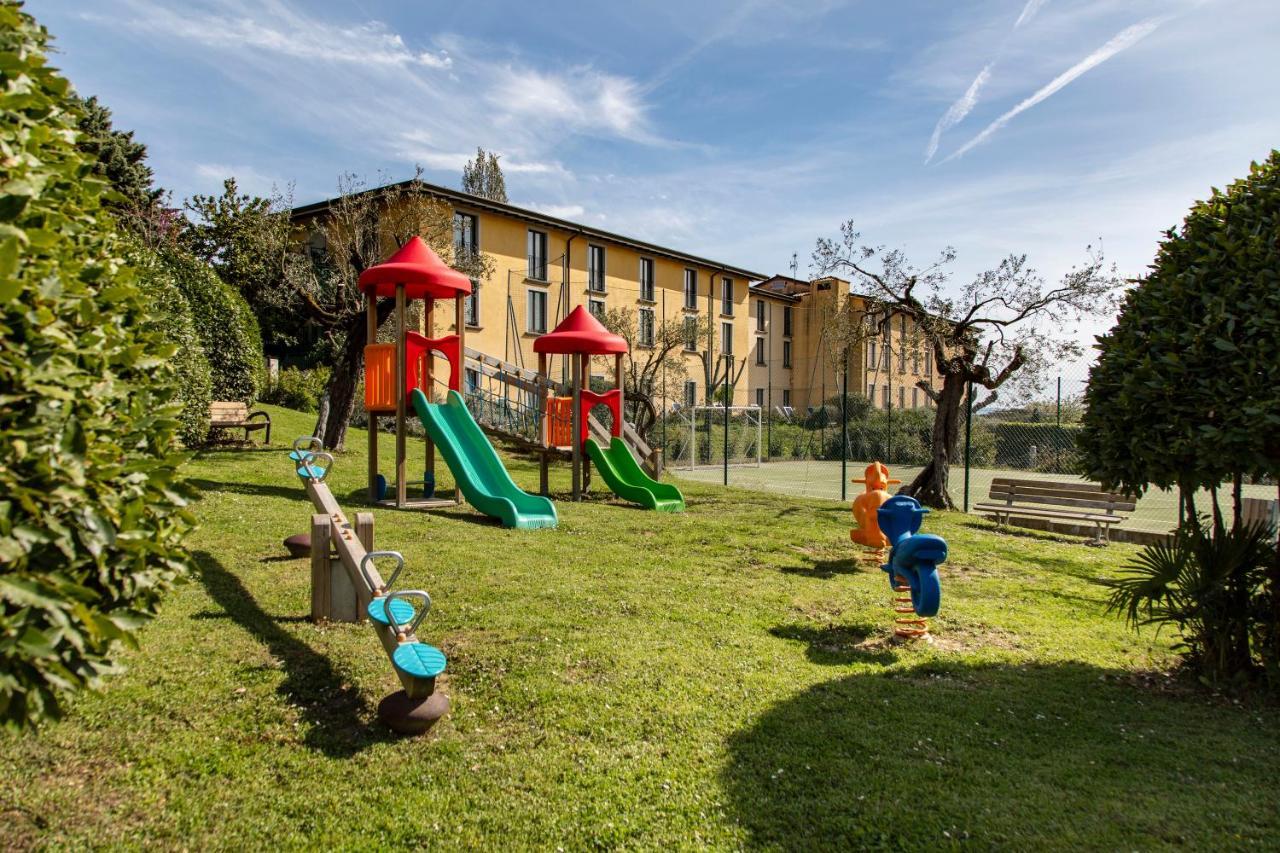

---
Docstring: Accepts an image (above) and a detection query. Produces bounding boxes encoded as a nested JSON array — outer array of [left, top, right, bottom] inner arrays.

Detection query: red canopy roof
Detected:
[[533, 305, 628, 355], [358, 236, 472, 300]]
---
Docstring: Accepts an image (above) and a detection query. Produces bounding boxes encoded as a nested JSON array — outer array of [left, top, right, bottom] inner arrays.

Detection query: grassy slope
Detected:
[[2, 405, 1277, 849]]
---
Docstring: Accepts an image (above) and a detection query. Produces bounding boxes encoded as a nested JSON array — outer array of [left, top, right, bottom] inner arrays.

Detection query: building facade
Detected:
[[292, 182, 766, 406]]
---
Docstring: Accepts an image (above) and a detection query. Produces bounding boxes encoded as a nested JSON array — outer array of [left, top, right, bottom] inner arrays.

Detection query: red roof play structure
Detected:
[[358, 236, 472, 300], [532, 305, 628, 355]]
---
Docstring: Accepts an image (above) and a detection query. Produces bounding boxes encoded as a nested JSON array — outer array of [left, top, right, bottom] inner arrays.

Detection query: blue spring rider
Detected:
[[877, 494, 947, 620]]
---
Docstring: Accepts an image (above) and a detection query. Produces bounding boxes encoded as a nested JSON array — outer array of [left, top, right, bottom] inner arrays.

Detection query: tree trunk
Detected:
[[319, 317, 366, 451], [901, 372, 967, 509]]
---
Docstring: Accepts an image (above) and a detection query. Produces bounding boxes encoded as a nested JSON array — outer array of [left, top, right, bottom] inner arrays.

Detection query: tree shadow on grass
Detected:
[[721, 660, 1279, 849], [187, 478, 303, 503], [191, 550, 396, 757]]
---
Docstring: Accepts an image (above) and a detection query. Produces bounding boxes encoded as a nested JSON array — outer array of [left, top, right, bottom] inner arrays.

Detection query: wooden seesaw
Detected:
[[287, 437, 450, 735]]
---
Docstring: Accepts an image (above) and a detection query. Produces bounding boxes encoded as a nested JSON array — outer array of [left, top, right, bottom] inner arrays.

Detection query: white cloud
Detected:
[[945, 15, 1169, 162], [1014, 0, 1050, 29], [924, 62, 993, 163], [488, 66, 652, 142], [193, 162, 283, 196]]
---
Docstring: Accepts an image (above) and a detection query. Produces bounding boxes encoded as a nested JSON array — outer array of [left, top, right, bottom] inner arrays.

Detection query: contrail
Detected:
[[943, 15, 1168, 163], [1014, 0, 1050, 29], [924, 62, 994, 164]]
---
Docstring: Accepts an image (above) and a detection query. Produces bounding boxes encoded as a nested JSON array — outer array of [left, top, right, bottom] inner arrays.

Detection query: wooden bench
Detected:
[[209, 401, 271, 445], [974, 477, 1136, 543], [1242, 496, 1279, 540]]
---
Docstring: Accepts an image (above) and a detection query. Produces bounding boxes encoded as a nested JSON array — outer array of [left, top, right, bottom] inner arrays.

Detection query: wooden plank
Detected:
[[310, 514, 331, 622], [989, 481, 1132, 503], [987, 489, 1135, 512], [990, 477, 1128, 499], [975, 503, 1123, 523]]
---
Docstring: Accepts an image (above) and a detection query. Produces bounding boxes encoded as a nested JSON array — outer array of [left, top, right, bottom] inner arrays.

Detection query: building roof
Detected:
[[748, 275, 807, 302], [357, 236, 472, 300], [532, 305, 628, 355], [292, 180, 767, 282]]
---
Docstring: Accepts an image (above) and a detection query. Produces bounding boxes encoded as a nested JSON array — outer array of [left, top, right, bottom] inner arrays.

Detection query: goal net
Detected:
[[666, 405, 763, 470]]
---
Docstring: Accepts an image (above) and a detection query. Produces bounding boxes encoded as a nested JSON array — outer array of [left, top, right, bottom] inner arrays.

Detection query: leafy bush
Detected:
[[162, 249, 265, 404], [988, 422, 1082, 470], [265, 366, 330, 413], [1103, 521, 1276, 684], [0, 6, 193, 729], [134, 250, 213, 445]]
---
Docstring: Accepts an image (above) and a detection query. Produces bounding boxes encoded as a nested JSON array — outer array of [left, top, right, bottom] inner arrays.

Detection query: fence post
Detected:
[[841, 352, 848, 502], [1055, 374, 1062, 471], [723, 354, 730, 487], [963, 380, 973, 512]]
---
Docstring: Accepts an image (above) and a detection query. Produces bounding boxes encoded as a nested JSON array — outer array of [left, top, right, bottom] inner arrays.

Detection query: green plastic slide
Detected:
[[411, 389, 558, 530], [584, 436, 685, 512]]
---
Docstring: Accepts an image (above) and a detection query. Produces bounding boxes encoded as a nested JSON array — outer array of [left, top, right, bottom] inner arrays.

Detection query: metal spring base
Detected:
[[892, 576, 929, 640]]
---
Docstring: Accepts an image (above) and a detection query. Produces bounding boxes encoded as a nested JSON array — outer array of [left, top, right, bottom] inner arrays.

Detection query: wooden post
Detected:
[[571, 352, 583, 500], [354, 512, 375, 617], [395, 284, 407, 507], [310, 513, 331, 622], [538, 352, 549, 495], [454, 294, 465, 504], [367, 294, 379, 502]]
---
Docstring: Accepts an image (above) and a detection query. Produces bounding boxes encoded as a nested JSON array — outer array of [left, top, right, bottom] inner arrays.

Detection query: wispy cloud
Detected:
[[518, 202, 586, 219], [924, 61, 993, 163], [194, 162, 283, 196], [944, 15, 1169, 162], [1014, 0, 1050, 29]]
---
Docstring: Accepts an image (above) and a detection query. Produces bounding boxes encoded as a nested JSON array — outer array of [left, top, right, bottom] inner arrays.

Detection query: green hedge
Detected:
[[0, 5, 194, 729], [161, 250, 264, 405], [134, 250, 213, 445], [988, 422, 1082, 471], [264, 366, 329, 413]]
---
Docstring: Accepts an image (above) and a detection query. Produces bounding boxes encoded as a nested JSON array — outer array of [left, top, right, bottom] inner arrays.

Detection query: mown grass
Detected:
[[3, 405, 1277, 849]]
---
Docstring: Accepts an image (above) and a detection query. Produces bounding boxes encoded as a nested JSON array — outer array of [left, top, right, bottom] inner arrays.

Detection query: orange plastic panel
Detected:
[[547, 397, 573, 447], [364, 344, 396, 413]]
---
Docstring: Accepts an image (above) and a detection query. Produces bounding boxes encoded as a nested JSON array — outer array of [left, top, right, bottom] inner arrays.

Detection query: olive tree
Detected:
[[814, 224, 1121, 508]]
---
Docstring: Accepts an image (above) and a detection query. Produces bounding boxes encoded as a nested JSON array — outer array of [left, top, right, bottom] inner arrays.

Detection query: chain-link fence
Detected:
[[660, 365, 1275, 536]]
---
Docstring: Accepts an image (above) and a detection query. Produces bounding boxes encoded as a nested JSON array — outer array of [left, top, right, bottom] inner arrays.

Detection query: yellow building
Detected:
[[292, 182, 766, 406], [748, 275, 939, 417]]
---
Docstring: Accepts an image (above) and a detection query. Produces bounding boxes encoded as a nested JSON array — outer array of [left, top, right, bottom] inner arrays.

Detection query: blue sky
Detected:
[[33, 0, 1280, 293]]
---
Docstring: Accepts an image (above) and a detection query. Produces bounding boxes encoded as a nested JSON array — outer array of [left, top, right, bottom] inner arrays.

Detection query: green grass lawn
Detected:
[[3, 405, 1278, 849]]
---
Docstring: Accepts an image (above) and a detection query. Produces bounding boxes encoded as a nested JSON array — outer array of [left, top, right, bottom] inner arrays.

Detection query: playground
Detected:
[[2, 403, 1278, 847]]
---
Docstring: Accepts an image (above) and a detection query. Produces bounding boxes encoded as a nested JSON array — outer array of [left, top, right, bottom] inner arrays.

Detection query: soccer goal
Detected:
[[671, 405, 763, 470]]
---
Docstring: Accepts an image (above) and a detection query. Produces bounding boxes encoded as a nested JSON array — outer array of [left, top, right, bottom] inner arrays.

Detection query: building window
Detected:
[[868, 341, 877, 369], [755, 388, 764, 407], [454, 211, 478, 257], [868, 382, 876, 400], [638, 307, 654, 346], [720, 321, 733, 355], [683, 316, 698, 351], [527, 229, 548, 281], [639, 258, 654, 302], [755, 299, 765, 331], [782, 389, 791, 407], [589, 297, 606, 319], [783, 305, 793, 336], [925, 349, 932, 376], [782, 339, 792, 368], [881, 385, 890, 410], [755, 338, 765, 365], [684, 380, 697, 407], [882, 346, 890, 371], [588, 244, 606, 292], [464, 286, 480, 327], [464, 367, 480, 394], [683, 269, 698, 309], [913, 348, 920, 374], [527, 288, 547, 333], [899, 386, 906, 409], [721, 277, 733, 315], [912, 387, 919, 408]]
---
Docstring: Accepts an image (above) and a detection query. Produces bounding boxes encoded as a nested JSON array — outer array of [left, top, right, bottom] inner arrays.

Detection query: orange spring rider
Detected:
[[849, 462, 925, 638]]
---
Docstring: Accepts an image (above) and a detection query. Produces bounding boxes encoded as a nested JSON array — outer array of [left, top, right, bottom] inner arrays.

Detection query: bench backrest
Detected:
[[1242, 496, 1279, 538], [987, 477, 1137, 514], [209, 401, 250, 425]]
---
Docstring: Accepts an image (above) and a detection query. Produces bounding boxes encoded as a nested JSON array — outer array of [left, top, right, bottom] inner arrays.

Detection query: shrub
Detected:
[[265, 366, 330, 413], [133, 250, 213, 445], [988, 422, 1083, 470], [0, 6, 194, 729], [162, 249, 265, 404]]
